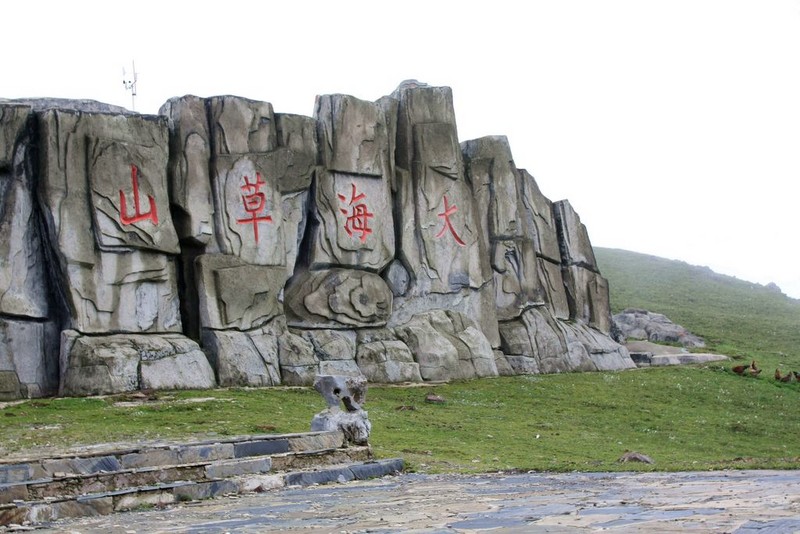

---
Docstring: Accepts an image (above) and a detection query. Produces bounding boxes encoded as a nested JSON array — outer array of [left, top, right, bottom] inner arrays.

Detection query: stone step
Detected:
[[0, 430, 403, 527], [0, 458, 404, 527], [0, 446, 372, 505], [0, 430, 344, 484]]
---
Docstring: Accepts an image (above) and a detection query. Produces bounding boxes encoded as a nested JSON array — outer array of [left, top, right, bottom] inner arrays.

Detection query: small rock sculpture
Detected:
[[310, 375, 372, 445]]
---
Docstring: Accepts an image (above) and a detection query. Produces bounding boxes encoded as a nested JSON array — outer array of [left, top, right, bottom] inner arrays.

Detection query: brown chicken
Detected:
[[776, 369, 794, 383], [746, 360, 761, 377], [732, 363, 749, 375], [732, 360, 757, 376]]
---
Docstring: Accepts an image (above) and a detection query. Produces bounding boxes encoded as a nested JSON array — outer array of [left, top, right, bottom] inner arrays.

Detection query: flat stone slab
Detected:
[[647, 353, 729, 366], [31, 469, 800, 532], [626, 340, 729, 367]]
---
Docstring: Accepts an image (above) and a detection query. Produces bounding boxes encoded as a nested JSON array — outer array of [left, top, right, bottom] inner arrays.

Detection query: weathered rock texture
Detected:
[[310, 375, 372, 445], [0, 81, 632, 398], [613, 309, 705, 348]]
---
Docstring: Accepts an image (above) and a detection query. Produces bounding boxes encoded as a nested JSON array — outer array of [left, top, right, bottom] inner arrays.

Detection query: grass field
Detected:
[[2, 248, 799, 473]]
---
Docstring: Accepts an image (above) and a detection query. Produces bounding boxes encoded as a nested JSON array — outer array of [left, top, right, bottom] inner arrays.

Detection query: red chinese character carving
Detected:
[[435, 195, 465, 246], [338, 183, 374, 243], [235, 172, 273, 242], [119, 164, 159, 225]]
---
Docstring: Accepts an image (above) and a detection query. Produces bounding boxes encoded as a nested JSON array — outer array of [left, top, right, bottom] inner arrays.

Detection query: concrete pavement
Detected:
[[26, 469, 800, 533]]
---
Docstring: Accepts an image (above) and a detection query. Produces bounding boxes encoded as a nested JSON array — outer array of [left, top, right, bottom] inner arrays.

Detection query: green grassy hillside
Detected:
[[596, 247, 800, 369]]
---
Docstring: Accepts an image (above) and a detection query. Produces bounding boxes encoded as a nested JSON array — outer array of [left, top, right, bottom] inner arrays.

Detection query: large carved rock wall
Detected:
[[0, 81, 632, 399]]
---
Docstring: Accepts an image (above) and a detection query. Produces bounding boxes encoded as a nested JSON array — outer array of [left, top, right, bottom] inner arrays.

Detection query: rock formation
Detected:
[[613, 308, 705, 348], [0, 81, 633, 399]]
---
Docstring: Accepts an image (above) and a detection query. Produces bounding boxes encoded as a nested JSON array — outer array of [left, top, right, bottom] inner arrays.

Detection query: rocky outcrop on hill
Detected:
[[613, 308, 705, 348], [0, 81, 633, 399]]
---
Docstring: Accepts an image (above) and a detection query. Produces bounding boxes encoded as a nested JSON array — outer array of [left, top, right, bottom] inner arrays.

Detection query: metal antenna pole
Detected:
[[122, 60, 138, 111]]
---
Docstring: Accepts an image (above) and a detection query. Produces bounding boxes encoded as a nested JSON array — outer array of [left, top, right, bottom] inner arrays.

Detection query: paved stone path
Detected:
[[28, 470, 800, 532]]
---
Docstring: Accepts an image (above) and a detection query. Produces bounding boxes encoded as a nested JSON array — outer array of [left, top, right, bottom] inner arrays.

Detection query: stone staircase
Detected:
[[0, 430, 403, 527]]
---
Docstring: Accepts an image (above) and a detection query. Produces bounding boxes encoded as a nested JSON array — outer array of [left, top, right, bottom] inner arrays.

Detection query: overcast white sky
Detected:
[[5, 0, 800, 298]]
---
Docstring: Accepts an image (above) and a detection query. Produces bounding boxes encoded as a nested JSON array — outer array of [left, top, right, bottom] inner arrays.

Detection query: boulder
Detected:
[[277, 329, 319, 387], [355, 329, 422, 383], [613, 308, 705, 347], [393, 310, 498, 382], [60, 331, 215, 396], [499, 307, 632, 374], [201, 318, 287, 387]]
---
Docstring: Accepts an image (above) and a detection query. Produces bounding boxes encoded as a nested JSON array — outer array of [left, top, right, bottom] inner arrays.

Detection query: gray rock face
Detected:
[[277, 328, 319, 386], [0, 318, 60, 399], [207, 97, 285, 266], [393, 85, 491, 295], [60, 331, 215, 396], [356, 328, 422, 383], [274, 113, 317, 278], [0, 105, 59, 399], [285, 269, 392, 328], [499, 307, 633, 375], [554, 200, 597, 270], [613, 308, 705, 347], [37, 109, 182, 334], [0, 82, 633, 398], [314, 93, 391, 281], [160, 95, 320, 386], [159, 96, 215, 247], [202, 326, 282, 387], [553, 200, 613, 333], [0, 105, 50, 320], [462, 136, 545, 321], [389, 83, 499, 347], [394, 310, 498, 382], [562, 266, 613, 334], [195, 254, 285, 331], [518, 169, 570, 319]]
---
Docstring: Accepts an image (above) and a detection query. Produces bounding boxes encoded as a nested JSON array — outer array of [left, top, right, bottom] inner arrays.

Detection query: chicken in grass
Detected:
[[732, 363, 749, 375], [748, 361, 762, 377], [732, 360, 758, 376], [775, 369, 794, 383]]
